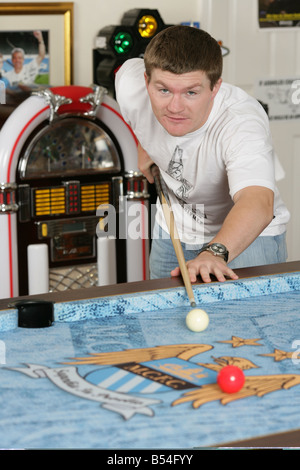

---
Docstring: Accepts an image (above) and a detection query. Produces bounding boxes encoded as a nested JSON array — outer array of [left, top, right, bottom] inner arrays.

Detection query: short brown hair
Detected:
[[144, 25, 223, 90]]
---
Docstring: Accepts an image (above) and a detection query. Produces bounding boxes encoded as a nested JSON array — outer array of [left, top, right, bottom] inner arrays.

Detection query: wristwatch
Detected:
[[198, 243, 229, 262]]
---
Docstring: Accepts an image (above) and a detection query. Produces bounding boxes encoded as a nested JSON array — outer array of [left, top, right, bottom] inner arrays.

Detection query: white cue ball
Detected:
[[186, 309, 209, 332]]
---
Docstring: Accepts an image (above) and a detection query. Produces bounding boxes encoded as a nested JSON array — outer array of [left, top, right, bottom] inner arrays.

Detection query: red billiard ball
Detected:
[[217, 365, 245, 393]]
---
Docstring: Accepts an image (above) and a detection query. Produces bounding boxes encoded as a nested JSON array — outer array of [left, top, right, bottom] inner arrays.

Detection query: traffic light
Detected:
[[93, 9, 171, 96]]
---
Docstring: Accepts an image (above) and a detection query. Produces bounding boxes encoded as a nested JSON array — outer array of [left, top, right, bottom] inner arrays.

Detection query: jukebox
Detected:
[[0, 85, 150, 298]]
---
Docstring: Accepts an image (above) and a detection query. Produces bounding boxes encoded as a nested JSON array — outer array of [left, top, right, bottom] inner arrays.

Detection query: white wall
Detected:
[[74, 0, 201, 86], [1, 0, 299, 260], [0, 0, 200, 86]]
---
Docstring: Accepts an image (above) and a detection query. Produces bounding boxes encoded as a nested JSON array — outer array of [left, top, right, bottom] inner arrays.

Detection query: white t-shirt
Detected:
[[115, 58, 290, 244], [4, 58, 39, 88]]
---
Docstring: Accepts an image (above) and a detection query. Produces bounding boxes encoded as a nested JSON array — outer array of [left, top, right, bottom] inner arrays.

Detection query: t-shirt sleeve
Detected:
[[223, 115, 276, 198], [115, 58, 146, 129]]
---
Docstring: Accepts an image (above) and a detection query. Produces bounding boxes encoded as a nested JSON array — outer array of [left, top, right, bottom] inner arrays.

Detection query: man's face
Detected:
[[145, 68, 222, 137], [12, 52, 24, 73]]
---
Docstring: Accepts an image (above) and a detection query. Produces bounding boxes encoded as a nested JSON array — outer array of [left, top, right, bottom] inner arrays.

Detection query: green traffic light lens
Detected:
[[114, 31, 133, 54], [138, 15, 158, 38]]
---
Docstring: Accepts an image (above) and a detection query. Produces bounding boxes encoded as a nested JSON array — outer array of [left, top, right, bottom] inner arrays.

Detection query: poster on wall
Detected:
[[258, 0, 300, 28], [255, 77, 300, 120], [0, 30, 49, 105]]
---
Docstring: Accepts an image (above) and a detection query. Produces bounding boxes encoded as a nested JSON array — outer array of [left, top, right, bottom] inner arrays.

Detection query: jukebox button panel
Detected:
[[30, 181, 111, 218], [18, 180, 111, 222]]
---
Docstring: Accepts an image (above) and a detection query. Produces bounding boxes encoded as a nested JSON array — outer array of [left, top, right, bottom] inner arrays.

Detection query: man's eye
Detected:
[[160, 88, 169, 94], [187, 91, 197, 96]]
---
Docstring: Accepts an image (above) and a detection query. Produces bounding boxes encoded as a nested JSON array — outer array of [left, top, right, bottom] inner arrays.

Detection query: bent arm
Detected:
[[171, 185, 274, 283], [210, 185, 274, 261]]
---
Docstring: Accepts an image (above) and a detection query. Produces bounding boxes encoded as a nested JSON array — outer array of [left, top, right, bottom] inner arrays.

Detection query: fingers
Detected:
[[170, 266, 181, 278], [171, 259, 239, 284], [33, 30, 42, 39], [198, 265, 238, 283]]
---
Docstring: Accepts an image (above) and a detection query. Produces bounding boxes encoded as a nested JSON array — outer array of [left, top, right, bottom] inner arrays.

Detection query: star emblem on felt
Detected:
[[261, 349, 296, 361], [218, 336, 262, 348]]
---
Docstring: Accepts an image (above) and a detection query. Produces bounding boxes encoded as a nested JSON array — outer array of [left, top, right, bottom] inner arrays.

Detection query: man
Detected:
[[4, 30, 45, 89], [0, 53, 8, 103], [115, 25, 290, 283]]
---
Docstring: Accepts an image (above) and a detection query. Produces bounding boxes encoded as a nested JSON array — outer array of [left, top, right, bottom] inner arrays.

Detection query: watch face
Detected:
[[211, 243, 226, 254], [198, 243, 228, 261], [208, 243, 228, 261]]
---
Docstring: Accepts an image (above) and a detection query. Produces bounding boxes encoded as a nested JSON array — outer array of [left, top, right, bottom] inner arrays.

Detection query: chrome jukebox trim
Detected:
[[32, 88, 72, 122], [79, 85, 108, 117], [125, 170, 150, 200], [0, 182, 18, 214], [33, 85, 108, 122]]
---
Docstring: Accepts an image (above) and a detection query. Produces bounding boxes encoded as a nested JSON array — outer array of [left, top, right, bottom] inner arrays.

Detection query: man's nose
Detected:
[[167, 94, 184, 113]]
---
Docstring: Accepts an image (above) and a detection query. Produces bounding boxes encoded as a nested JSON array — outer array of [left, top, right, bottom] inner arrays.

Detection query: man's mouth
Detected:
[[165, 115, 187, 123]]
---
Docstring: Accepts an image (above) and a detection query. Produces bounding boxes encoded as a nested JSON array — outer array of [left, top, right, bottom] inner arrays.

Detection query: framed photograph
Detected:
[[258, 0, 300, 28], [0, 2, 73, 97]]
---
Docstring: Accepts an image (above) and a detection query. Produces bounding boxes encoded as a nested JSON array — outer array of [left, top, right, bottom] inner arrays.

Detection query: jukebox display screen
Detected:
[[19, 117, 121, 178]]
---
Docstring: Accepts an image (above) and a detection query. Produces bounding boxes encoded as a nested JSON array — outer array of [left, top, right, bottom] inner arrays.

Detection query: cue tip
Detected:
[[190, 301, 196, 308]]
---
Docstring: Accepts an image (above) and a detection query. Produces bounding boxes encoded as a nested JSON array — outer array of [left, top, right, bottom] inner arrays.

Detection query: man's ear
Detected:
[[212, 78, 222, 98], [144, 71, 150, 89]]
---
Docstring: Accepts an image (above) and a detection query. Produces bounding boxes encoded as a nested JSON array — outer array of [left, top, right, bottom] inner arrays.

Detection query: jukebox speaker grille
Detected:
[[49, 264, 98, 291]]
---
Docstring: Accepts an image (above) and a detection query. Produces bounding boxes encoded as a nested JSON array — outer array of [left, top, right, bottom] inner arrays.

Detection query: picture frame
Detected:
[[258, 0, 300, 29], [0, 2, 73, 86]]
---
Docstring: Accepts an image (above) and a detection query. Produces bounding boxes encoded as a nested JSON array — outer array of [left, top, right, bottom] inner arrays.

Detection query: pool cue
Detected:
[[151, 165, 196, 308]]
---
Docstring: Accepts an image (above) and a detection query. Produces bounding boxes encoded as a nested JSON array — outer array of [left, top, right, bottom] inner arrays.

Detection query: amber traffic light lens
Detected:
[[138, 15, 158, 38]]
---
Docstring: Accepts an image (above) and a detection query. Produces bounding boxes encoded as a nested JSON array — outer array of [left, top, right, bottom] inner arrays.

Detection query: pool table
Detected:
[[1, 261, 300, 450]]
